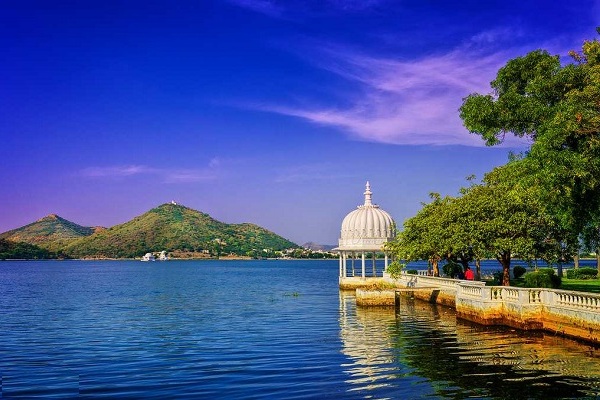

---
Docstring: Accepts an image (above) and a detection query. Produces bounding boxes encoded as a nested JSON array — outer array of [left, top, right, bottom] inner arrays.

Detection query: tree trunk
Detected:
[[497, 251, 511, 286], [432, 258, 440, 277], [574, 254, 579, 269], [475, 259, 481, 281]]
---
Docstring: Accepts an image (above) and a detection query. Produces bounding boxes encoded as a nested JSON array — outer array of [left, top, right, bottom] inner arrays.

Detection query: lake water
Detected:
[[1, 259, 599, 399]]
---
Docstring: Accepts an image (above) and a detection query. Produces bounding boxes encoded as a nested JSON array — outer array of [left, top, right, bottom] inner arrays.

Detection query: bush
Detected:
[[386, 261, 405, 280], [492, 271, 503, 285], [524, 269, 561, 288], [513, 265, 527, 279], [442, 262, 463, 278], [406, 269, 418, 275], [566, 267, 599, 280]]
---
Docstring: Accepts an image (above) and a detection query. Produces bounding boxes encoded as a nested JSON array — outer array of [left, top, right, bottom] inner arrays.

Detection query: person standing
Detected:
[[464, 266, 474, 280]]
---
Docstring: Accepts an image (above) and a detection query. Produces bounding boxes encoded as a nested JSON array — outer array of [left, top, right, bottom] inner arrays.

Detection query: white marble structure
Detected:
[[336, 182, 396, 279]]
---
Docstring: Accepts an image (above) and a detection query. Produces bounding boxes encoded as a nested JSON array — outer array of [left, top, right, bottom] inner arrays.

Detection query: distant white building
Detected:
[[141, 252, 156, 262], [334, 182, 396, 278]]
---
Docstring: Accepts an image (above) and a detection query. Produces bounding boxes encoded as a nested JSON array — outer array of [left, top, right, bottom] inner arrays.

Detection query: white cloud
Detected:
[[80, 165, 156, 177], [250, 31, 561, 147], [80, 161, 220, 183]]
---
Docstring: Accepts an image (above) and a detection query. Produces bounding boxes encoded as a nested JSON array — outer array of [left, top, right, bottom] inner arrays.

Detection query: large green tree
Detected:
[[460, 30, 600, 273], [459, 163, 568, 285], [386, 193, 451, 276], [387, 161, 567, 285]]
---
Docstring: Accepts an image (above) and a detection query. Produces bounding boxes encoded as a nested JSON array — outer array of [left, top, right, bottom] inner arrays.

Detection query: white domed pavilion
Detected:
[[336, 182, 396, 279]]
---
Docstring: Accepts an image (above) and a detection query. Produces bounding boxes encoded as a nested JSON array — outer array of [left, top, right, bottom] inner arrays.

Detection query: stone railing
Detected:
[[386, 272, 485, 307], [347, 271, 600, 344], [457, 284, 482, 299], [394, 272, 485, 290], [455, 284, 600, 344], [545, 289, 600, 310]]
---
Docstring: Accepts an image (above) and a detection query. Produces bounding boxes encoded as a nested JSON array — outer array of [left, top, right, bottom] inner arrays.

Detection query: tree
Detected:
[[388, 161, 569, 286], [458, 163, 565, 285], [385, 193, 451, 276], [460, 30, 600, 275]]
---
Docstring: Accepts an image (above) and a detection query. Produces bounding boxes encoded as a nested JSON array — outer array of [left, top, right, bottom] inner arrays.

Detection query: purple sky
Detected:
[[1, 0, 599, 245]]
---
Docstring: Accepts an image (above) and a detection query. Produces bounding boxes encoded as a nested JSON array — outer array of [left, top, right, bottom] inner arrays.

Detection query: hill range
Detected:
[[0, 203, 298, 259]]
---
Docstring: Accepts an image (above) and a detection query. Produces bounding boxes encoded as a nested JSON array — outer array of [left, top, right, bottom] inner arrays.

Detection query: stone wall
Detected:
[[373, 272, 600, 345]]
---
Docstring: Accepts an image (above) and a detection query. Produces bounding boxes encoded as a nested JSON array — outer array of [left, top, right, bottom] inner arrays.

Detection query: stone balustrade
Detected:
[[455, 285, 600, 344], [548, 290, 600, 310], [375, 272, 600, 344]]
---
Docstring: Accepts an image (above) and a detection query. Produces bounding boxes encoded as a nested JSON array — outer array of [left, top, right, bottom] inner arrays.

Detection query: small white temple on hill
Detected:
[[335, 182, 396, 279]]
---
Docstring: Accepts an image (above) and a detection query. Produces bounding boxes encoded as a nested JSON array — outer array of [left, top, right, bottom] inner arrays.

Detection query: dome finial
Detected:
[[364, 181, 372, 206]]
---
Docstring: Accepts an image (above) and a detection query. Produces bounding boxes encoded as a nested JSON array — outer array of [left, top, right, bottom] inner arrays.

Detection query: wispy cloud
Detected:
[[250, 32, 549, 147], [81, 165, 157, 177], [80, 158, 222, 183], [227, 0, 386, 18], [226, 0, 284, 17]]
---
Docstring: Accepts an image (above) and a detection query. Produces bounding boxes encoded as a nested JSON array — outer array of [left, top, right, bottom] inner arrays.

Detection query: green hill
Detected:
[[0, 239, 62, 260], [0, 214, 100, 252], [64, 203, 297, 258]]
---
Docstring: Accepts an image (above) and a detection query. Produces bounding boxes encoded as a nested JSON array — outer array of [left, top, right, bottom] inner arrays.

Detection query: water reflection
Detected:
[[339, 291, 600, 399]]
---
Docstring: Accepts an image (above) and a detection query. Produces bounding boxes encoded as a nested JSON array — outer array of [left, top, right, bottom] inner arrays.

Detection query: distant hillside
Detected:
[[65, 203, 298, 258], [0, 214, 100, 251], [302, 242, 336, 251], [0, 239, 62, 260]]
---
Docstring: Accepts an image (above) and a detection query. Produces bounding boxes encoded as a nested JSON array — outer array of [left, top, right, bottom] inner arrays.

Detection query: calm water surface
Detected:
[[1, 260, 599, 399]]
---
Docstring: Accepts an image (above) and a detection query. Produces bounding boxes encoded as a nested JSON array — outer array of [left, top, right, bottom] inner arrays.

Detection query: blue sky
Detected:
[[1, 0, 599, 245]]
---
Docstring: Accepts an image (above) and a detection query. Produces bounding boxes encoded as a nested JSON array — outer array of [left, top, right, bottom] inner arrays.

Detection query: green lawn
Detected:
[[560, 279, 600, 293], [484, 278, 600, 293]]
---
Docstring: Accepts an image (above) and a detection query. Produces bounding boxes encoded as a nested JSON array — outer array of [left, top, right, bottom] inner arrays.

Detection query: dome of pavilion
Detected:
[[337, 182, 395, 251]]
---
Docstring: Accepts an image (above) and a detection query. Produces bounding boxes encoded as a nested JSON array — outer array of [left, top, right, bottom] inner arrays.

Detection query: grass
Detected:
[[559, 279, 600, 293], [484, 277, 600, 294], [362, 281, 399, 291]]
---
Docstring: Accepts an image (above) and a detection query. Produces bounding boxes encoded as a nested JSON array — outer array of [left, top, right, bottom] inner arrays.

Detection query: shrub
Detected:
[[386, 261, 405, 280], [566, 267, 599, 280], [406, 269, 418, 275], [524, 269, 561, 288], [492, 271, 503, 285], [442, 262, 463, 278], [513, 265, 527, 279]]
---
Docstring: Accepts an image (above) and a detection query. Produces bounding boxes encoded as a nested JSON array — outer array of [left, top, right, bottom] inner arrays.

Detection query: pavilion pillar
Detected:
[[384, 253, 389, 271], [361, 252, 366, 278], [339, 253, 343, 277], [351, 253, 355, 276], [372, 253, 376, 276]]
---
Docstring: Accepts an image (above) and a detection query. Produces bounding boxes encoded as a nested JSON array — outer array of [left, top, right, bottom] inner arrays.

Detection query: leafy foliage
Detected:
[[0, 239, 62, 260], [385, 193, 451, 276], [386, 261, 405, 280], [523, 269, 561, 289], [566, 267, 599, 280], [386, 162, 563, 285], [513, 266, 527, 279], [442, 262, 463, 278], [460, 30, 600, 267]]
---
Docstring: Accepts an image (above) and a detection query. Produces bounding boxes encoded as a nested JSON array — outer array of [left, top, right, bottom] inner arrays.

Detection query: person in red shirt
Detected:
[[464, 266, 475, 280]]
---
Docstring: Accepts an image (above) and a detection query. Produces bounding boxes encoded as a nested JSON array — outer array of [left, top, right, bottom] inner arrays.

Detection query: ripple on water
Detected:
[[1, 260, 600, 399]]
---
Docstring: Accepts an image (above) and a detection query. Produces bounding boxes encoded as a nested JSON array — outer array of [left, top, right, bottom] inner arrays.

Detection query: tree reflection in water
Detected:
[[339, 291, 600, 399]]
